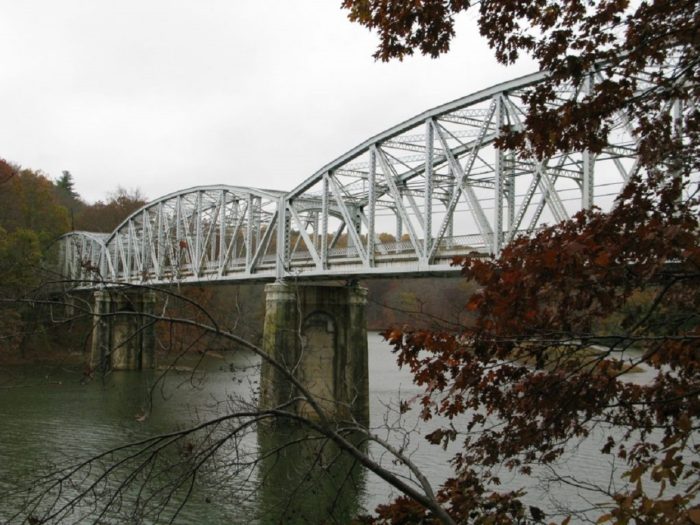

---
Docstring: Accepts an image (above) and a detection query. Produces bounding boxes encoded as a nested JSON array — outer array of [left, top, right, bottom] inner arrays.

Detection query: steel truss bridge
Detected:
[[56, 69, 651, 288]]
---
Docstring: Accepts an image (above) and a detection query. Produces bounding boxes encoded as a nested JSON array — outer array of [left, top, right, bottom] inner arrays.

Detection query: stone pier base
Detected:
[[260, 283, 369, 424], [89, 289, 156, 372]]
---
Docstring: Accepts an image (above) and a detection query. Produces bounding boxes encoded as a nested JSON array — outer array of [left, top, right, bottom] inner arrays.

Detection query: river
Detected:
[[0, 334, 656, 524]]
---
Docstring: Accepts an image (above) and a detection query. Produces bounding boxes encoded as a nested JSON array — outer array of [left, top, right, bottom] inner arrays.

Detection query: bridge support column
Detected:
[[89, 289, 156, 372], [260, 283, 369, 424]]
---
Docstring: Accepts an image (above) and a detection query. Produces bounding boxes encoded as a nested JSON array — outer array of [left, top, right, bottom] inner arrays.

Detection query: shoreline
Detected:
[[0, 349, 84, 367]]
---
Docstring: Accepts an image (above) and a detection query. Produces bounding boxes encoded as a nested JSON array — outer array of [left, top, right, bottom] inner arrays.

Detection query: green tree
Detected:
[[53, 171, 85, 231], [55, 171, 78, 199], [0, 226, 44, 356], [0, 227, 42, 293]]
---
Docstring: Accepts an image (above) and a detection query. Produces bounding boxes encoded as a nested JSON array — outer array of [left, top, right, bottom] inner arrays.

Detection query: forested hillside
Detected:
[[0, 160, 72, 357], [0, 159, 149, 361]]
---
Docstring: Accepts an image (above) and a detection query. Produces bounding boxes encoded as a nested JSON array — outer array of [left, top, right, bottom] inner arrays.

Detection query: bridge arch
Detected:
[[55, 231, 109, 284], [56, 69, 647, 288]]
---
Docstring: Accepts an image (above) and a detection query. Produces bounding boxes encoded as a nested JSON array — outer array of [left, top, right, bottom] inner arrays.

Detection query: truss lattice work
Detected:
[[55, 70, 660, 288]]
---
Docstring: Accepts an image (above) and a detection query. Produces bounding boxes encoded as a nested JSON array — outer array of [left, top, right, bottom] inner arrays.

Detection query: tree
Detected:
[[340, 0, 700, 523], [0, 160, 71, 360], [53, 171, 84, 229], [3, 2, 699, 523], [0, 160, 70, 245], [0, 226, 42, 355], [75, 186, 147, 233], [372, 178, 699, 524], [0, 158, 15, 185], [55, 171, 78, 199]]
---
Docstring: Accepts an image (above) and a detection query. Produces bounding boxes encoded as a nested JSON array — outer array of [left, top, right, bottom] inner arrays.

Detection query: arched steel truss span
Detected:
[[56, 69, 654, 288]]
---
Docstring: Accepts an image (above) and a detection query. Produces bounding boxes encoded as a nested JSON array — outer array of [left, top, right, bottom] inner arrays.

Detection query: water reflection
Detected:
[[0, 344, 377, 524], [257, 424, 366, 524], [2, 334, 459, 523], [0, 356, 261, 524], [2, 336, 469, 524]]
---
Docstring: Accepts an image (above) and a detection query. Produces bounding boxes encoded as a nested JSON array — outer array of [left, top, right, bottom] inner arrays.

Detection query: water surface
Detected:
[[0, 334, 656, 523]]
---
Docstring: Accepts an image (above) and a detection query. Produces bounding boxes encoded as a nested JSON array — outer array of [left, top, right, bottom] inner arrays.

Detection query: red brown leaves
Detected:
[[374, 176, 699, 524], [344, 0, 700, 522], [341, 0, 471, 62]]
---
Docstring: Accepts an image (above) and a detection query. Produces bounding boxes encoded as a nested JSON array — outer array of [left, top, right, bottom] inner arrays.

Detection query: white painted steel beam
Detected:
[[52, 65, 658, 289]]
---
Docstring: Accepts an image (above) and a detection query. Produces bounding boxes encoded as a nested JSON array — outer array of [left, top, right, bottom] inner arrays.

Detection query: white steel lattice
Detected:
[[54, 68, 681, 288]]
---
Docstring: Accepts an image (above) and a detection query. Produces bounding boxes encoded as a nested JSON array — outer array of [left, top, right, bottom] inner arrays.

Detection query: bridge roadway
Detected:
[[55, 69, 644, 288]]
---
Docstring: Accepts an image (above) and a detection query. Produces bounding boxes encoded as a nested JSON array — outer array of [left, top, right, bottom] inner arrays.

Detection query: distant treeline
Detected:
[[0, 159, 149, 360]]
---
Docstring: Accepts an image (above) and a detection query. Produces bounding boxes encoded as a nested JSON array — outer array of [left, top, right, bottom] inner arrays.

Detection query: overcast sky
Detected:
[[1, 1, 536, 203]]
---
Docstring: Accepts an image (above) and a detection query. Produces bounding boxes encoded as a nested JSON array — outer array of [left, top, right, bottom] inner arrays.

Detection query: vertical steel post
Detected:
[[141, 209, 148, 278], [252, 197, 261, 255], [353, 207, 362, 256], [673, 98, 684, 198], [275, 196, 289, 281], [247, 193, 258, 268], [447, 164, 454, 244], [156, 202, 164, 278], [246, 194, 254, 270], [493, 95, 505, 255], [243, 193, 255, 268], [175, 195, 183, 274], [231, 199, 239, 264], [194, 191, 203, 275], [423, 118, 434, 264], [125, 227, 132, 282], [218, 190, 226, 269], [506, 150, 515, 233], [367, 147, 376, 267], [312, 212, 319, 254], [395, 209, 403, 243], [321, 174, 329, 268], [98, 240, 107, 281]]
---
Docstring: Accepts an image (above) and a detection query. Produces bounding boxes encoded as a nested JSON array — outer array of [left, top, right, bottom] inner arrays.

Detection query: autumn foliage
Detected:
[[378, 175, 699, 523], [343, 0, 700, 523], [0, 159, 149, 360]]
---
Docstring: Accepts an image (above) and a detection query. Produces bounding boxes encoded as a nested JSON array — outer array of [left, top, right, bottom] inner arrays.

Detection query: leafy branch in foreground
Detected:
[[377, 177, 699, 524], [341, 1, 700, 521]]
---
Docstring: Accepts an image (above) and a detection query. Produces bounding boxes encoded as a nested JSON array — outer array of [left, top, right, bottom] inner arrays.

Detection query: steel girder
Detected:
[[55, 187, 286, 286], [54, 68, 679, 289], [282, 69, 642, 279], [54, 232, 110, 285]]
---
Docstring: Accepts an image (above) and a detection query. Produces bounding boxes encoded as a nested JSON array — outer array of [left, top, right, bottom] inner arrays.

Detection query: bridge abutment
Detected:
[[260, 283, 369, 424], [89, 289, 156, 372]]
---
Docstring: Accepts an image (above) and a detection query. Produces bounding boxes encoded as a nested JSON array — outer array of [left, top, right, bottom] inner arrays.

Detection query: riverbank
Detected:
[[0, 347, 84, 367]]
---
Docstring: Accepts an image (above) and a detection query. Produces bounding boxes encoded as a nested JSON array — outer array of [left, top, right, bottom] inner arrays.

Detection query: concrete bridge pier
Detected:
[[260, 283, 369, 424], [89, 289, 156, 372]]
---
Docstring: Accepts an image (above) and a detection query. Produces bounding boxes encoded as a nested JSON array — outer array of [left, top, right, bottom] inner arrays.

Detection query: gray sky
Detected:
[[0, 1, 536, 203]]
